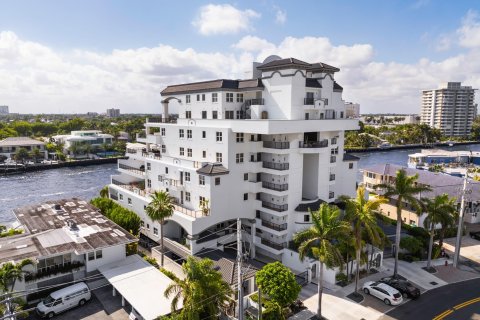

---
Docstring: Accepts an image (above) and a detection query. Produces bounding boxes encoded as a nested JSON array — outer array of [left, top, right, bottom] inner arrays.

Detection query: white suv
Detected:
[[362, 281, 403, 305]]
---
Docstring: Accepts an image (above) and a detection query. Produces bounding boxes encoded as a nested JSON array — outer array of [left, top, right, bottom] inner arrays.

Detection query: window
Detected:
[[186, 95, 191, 104], [304, 215, 310, 222], [199, 175, 205, 185], [161, 145, 166, 153], [331, 137, 337, 145], [329, 191, 334, 199], [244, 173, 248, 181], [146, 223, 150, 230], [340, 111, 344, 118], [185, 192, 191, 202], [185, 172, 190, 181], [202, 94, 205, 101], [158, 175, 163, 181], [179, 129, 184, 138], [165, 167, 169, 174], [236, 153, 244, 163], [199, 196, 206, 207], [202, 131, 206, 138], [128, 198, 132, 205], [324, 99, 328, 105], [196, 94, 200, 101], [147, 163, 151, 171], [202, 150, 206, 158], [226, 93, 234, 102], [212, 93, 218, 103], [88, 252, 95, 261], [161, 128, 165, 136], [202, 111, 207, 119], [141, 221, 145, 227], [180, 147, 184, 156], [330, 155, 336, 163], [153, 227, 158, 235], [243, 193, 248, 201], [187, 148, 192, 157], [212, 111, 218, 119], [186, 111, 191, 119], [225, 111, 234, 119], [147, 179, 151, 188], [329, 174, 335, 181], [236, 133, 244, 142], [187, 130, 192, 139], [349, 163, 354, 169], [216, 132, 222, 142], [236, 110, 241, 119], [216, 152, 222, 163], [96, 250, 103, 259], [215, 177, 220, 185], [237, 93, 244, 102], [119, 194, 123, 201]]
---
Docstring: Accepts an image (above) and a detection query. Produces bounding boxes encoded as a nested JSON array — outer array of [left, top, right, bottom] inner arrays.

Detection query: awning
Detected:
[[98, 255, 182, 319]]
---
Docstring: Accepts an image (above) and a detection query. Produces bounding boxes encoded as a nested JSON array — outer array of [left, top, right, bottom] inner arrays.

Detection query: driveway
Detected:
[[26, 284, 129, 320], [443, 235, 480, 267]]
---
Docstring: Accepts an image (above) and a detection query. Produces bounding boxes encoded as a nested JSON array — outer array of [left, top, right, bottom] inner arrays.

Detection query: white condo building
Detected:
[[420, 82, 477, 137], [109, 57, 360, 278]]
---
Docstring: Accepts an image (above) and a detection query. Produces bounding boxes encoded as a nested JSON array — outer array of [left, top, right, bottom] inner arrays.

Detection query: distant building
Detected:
[[0, 137, 47, 160], [420, 82, 477, 137], [53, 130, 114, 157], [0, 105, 9, 115], [345, 102, 360, 118], [106, 108, 121, 117], [86, 112, 99, 116], [360, 114, 420, 127]]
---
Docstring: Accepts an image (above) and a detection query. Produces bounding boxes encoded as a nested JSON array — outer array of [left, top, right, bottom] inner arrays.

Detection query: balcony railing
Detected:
[[172, 198, 207, 218], [262, 161, 289, 171], [262, 181, 288, 191], [245, 98, 265, 106], [126, 148, 139, 154], [304, 98, 315, 105], [147, 117, 177, 124], [142, 152, 161, 160], [119, 163, 145, 175], [263, 141, 290, 149], [299, 140, 329, 148], [261, 238, 287, 251], [261, 219, 287, 232], [112, 179, 148, 197], [262, 201, 288, 212], [25, 262, 85, 283]]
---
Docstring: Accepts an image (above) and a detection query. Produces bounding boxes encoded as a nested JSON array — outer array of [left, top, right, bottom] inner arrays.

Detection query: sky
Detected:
[[1, 0, 480, 114]]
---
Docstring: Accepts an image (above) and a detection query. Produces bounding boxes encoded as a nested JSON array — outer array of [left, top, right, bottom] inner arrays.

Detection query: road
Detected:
[[386, 278, 480, 320]]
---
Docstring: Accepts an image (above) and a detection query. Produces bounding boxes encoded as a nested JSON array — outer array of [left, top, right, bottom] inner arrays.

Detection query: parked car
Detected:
[[36, 282, 91, 318], [379, 277, 421, 299], [362, 281, 403, 305], [470, 231, 480, 240]]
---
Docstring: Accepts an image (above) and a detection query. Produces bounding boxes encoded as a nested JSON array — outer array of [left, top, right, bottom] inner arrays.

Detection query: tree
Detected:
[[14, 148, 29, 164], [0, 259, 33, 293], [256, 261, 301, 307], [30, 147, 42, 163], [146, 191, 174, 267], [68, 144, 78, 158], [99, 186, 109, 198], [399, 236, 423, 256], [342, 186, 387, 293], [375, 169, 431, 277], [164, 256, 233, 320], [293, 204, 350, 319]]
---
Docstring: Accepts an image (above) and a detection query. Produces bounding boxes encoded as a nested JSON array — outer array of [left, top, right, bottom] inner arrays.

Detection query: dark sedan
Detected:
[[379, 277, 421, 299], [470, 231, 480, 240]]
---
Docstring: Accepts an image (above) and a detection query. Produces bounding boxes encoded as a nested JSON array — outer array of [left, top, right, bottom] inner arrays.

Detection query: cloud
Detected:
[[192, 4, 260, 36], [275, 7, 287, 25], [457, 10, 480, 48], [411, 0, 430, 9]]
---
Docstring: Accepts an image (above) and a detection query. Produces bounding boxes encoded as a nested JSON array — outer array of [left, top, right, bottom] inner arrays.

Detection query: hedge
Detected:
[[90, 197, 141, 235]]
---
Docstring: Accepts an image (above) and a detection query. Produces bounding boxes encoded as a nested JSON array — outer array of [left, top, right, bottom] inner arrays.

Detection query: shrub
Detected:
[[144, 256, 159, 269], [160, 268, 176, 280], [400, 236, 423, 257], [256, 262, 301, 307], [90, 197, 141, 235]]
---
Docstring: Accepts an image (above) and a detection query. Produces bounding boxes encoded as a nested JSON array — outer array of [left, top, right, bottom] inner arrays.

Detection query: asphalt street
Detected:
[[386, 278, 480, 320]]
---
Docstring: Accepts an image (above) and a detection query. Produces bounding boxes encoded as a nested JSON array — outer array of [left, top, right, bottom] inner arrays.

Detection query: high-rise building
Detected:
[[345, 102, 360, 118], [106, 108, 121, 117], [108, 56, 359, 276], [420, 82, 477, 137], [0, 106, 9, 115]]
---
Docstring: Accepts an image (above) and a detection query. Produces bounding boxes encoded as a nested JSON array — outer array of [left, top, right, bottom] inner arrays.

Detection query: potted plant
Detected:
[[200, 199, 210, 215]]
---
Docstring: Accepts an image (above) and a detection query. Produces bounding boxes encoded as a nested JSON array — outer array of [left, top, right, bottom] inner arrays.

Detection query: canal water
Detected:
[[1, 144, 480, 224]]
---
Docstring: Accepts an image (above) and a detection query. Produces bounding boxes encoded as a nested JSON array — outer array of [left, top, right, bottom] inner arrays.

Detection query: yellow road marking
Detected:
[[433, 309, 453, 320], [453, 297, 480, 310]]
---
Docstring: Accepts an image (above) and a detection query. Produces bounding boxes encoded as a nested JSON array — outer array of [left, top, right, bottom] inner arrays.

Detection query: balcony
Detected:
[[142, 152, 161, 160], [146, 117, 177, 124], [172, 198, 207, 218], [112, 179, 148, 197], [262, 161, 289, 171], [262, 181, 288, 192], [262, 201, 288, 212], [299, 140, 328, 148], [25, 261, 85, 283], [261, 219, 287, 232], [304, 98, 315, 105], [245, 98, 265, 106], [119, 163, 145, 176], [261, 238, 287, 251], [263, 141, 290, 149]]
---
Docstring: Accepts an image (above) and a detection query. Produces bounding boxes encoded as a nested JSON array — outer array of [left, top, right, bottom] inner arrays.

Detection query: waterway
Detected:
[[1, 144, 480, 225]]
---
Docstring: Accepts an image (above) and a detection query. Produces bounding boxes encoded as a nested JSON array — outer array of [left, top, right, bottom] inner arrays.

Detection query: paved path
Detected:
[[382, 259, 448, 290]]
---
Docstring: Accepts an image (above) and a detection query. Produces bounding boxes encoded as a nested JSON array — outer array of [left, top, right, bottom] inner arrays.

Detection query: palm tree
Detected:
[[99, 186, 109, 198], [146, 191, 174, 266], [375, 169, 432, 277], [30, 147, 42, 163], [293, 203, 350, 319], [0, 259, 33, 293], [422, 194, 457, 270], [14, 147, 29, 164], [164, 256, 232, 319], [342, 186, 387, 293]]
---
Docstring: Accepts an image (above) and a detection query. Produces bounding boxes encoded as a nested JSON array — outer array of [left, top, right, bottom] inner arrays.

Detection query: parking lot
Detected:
[[25, 284, 129, 320]]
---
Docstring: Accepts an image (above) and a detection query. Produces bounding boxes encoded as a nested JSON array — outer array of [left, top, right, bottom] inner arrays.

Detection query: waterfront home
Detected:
[[0, 137, 47, 161], [0, 198, 137, 300], [53, 130, 114, 158], [363, 163, 480, 227], [408, 149, 480, 169]]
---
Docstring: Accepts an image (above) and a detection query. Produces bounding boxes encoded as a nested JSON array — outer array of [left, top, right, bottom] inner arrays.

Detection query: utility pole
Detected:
[[1, 295, 15, 320], [258, 287, 262, 320], [237, 218, 244, 320], [453, 174, 469, 268]]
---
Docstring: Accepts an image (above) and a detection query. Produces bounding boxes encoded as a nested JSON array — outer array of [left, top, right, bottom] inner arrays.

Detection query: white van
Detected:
[[36, 282, 91, 318]]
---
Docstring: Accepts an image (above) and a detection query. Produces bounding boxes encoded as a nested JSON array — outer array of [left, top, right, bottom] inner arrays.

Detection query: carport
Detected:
[[98, 255, 181, 320]]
